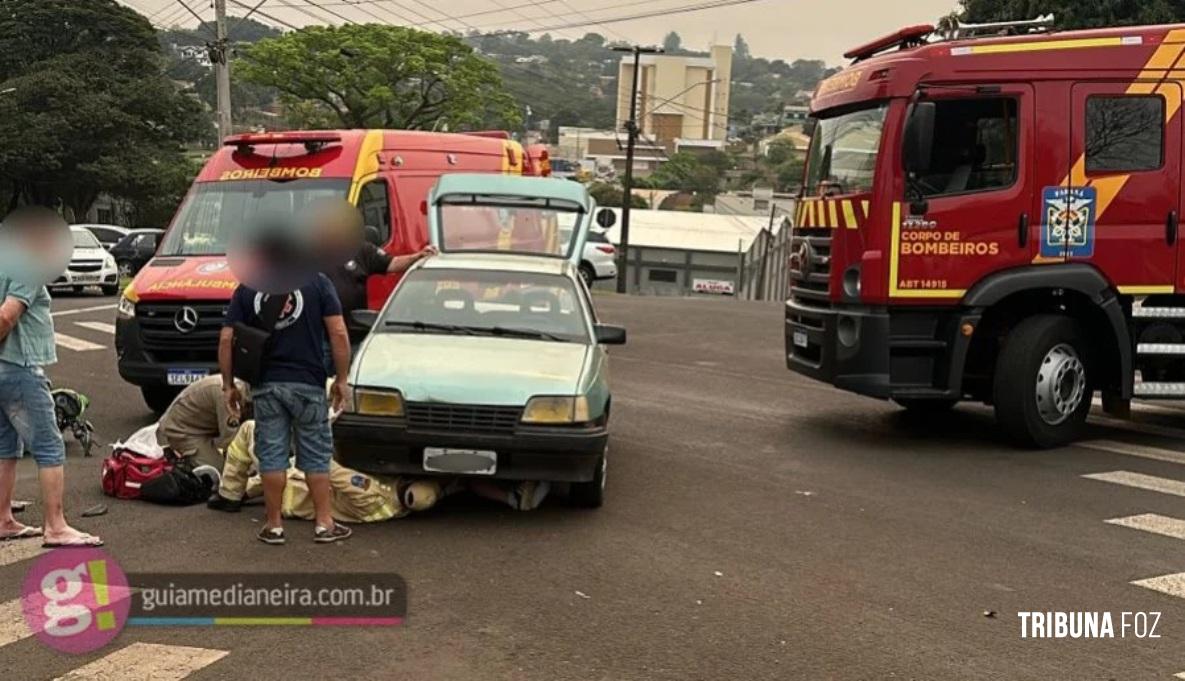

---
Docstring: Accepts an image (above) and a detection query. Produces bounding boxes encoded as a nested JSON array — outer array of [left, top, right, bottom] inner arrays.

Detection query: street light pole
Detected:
[[213, 0, 233, 140], [612, 45, 662, 294]]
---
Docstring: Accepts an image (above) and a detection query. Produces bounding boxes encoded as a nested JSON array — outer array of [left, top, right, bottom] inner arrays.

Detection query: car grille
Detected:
[[405, 402, 522, 434], [69, 261, 104, 273], [136, 301, 227, 361], [787, 227, 832, 306]]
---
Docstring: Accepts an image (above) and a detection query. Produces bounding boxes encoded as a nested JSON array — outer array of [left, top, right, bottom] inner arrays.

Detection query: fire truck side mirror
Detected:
[[903, 101, 936, 175]]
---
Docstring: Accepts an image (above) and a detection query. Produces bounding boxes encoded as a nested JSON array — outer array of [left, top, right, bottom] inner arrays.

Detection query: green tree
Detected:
[[651, 152, 726, 199], [663, 31, 683, 53], [958, 0, 1179, 28], [0, 0, 206, 218], [734, 34, 751, 60], [588, 182, 648, 209], [238, 24, 520, 130]]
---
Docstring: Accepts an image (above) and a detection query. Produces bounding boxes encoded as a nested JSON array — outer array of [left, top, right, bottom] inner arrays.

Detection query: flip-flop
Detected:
[[42, 533, 103, 548], [0, 526, 43, 541]]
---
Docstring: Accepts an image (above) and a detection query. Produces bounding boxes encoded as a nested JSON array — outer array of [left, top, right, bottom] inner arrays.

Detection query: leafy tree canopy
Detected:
[[958, 0, 1181, 28], [238, 24, 520, 130]]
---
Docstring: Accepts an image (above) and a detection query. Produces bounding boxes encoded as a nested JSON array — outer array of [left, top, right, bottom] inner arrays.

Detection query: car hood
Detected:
[[128, 256, 238, 302], [355, 334, 591, 406]]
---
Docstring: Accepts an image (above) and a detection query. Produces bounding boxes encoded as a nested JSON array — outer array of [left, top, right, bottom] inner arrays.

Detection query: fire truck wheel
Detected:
[[893, 398, 957, 412], [993, 314, 1091, 448], [141, 386, 180, 415]]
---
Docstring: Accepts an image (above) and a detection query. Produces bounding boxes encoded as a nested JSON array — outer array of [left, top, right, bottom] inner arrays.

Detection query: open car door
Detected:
[[427, 174, 593, 266]]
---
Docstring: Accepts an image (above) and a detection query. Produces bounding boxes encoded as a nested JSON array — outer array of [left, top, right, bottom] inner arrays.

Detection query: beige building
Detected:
[[616, 46, 733, 149]]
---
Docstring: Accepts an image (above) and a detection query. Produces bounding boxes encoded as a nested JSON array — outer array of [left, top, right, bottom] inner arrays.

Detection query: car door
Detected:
[[1064, 82, 1180, 293]]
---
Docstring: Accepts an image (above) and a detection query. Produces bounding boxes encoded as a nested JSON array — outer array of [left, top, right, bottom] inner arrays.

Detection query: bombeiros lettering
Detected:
[[218, 167, 324, 181]]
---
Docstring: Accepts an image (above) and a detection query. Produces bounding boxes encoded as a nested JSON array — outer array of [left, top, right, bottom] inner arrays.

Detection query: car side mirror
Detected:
[[364, 225, 383, 247], [595, 208, 617, 229], [594, 324, 626, 345], [902, 100, 935, 175], [351, 309, 379, 329]]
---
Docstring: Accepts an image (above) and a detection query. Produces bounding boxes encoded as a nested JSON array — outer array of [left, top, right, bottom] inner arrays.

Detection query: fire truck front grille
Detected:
[[136, 301, 228, 360], [788, 227, 832, 307]]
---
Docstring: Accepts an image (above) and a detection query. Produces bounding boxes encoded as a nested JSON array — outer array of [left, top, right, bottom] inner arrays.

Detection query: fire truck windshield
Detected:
[[803, 103, 887, 197], [159, 178, 350, 256]]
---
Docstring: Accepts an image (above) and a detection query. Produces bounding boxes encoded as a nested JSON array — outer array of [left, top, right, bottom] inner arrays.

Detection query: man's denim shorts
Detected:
[[253, 381, 332, 474], [0, 363, 65, 467]]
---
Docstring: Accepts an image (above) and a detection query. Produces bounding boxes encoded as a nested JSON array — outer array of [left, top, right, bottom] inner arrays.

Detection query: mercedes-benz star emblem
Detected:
[[174, 306, 200, 334], [790, 241, 814, 277]]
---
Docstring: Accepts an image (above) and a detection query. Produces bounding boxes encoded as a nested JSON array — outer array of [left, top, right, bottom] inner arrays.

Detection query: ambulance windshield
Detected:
[[803, 103, 887, 197], [159, 179, 350, 256]]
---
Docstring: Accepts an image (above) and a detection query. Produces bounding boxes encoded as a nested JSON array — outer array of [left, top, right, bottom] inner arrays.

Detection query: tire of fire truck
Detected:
[[892, 398, 957, 412], [141, 386, 180, 415], [993, 315, 1091, 448]]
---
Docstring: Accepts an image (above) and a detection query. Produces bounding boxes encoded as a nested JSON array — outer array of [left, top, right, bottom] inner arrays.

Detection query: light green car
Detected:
[[334, 174, 625, 508]]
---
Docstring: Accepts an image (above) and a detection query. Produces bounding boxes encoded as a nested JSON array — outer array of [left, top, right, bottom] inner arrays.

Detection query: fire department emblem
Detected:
[[1040, 186, 1097, 258]]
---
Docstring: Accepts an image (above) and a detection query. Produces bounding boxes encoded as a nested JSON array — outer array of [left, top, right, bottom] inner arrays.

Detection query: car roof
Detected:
[[418, 252, 575, 277], [430, 173, 594, 211]]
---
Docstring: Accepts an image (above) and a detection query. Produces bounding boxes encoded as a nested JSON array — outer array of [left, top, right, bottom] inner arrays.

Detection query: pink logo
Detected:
[[21, 548, 129, 654]]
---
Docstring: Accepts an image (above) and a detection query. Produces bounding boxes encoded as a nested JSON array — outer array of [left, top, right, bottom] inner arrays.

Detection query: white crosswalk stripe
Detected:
[[1078, 440, 1185, 466], [54, 333, 104, 352], [1082, 470, 1185, 497], [1105, 513, 1185, 540], [0, 597, 31, 648], [50, 304, 117, 319], [73, 321, 115, 335], [0, 539, 47, 568], [1132, 573, 1185, 600], [53, 642, 228, 680]]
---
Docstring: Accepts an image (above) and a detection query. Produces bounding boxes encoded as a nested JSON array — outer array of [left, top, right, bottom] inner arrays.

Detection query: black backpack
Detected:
[[137, 454, 214, 506]]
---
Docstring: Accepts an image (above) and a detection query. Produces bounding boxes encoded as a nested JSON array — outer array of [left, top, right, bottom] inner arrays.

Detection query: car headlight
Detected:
[[521, 396, 590, 424], [117, 295, 136, 319], [105, 254, 116, 268], [354, 388, 404, 417]]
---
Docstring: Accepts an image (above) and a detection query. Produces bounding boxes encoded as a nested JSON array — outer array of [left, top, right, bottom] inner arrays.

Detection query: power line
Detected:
[[293, 0, 357, 25], [478, 0, 767, 37], [226, 0, 302, 30], [554, 0, 632, 43]]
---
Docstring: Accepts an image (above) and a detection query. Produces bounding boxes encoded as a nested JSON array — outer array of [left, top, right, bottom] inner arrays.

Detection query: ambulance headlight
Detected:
[[117, 295, 136, 319], [354, 388, 404, 417], [522, 396, 590, 424]]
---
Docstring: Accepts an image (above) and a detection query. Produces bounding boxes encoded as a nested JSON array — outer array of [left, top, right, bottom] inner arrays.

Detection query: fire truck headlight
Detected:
[[842, 265, 861, 300]]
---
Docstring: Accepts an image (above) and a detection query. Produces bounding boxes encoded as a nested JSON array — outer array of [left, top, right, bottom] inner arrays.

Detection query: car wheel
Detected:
[[72, 286, 85, 295], [570, 446, 606, 509], [117, 260, 134, 278], [579, 263, 596, 287], [101, 284, 119, 296], [893, 397, 957, 412], [141, 386, 180, 415], [993, 314, 1091, 448]]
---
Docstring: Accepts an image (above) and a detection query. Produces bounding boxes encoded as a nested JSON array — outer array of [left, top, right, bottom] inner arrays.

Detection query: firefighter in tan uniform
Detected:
[[157, 375, 249, 468]]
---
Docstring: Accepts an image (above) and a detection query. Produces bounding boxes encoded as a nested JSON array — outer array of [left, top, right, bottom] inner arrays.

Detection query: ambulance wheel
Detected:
[[141, 386, 180, 415], [893, 398, 957, 412], [993, 315, 1091, 448], [570, 447, 606, 509]]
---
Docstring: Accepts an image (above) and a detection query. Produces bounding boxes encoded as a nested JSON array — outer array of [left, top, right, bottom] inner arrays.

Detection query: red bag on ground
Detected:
[[101, 450, 172, 500]]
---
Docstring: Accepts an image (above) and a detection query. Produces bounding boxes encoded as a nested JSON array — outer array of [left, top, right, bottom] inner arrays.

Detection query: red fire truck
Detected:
[[116, 129, 550, 412], [786, 17, 1185, 447]]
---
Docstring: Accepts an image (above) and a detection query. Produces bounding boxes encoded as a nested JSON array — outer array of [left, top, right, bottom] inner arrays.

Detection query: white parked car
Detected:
[[52, 226, 120, 295], [579, 230, 618, 286]]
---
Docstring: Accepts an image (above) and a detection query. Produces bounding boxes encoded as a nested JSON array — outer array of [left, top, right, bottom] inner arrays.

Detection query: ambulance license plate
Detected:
[[793, 330, 809, 348], [167, 369, 208, 386], [423, 448, 497, 475]]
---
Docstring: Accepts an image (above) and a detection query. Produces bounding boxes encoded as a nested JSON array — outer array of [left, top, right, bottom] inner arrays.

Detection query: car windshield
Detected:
[[72, 229, 101, 249], [381, 268, 589, 343], [159, 178, 350, 256], [803, 103, 887, 196], [437, 198, 583, 259]]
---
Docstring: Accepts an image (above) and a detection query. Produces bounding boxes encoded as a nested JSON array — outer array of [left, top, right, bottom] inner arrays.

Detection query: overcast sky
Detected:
[[127, 0, 961, 66]]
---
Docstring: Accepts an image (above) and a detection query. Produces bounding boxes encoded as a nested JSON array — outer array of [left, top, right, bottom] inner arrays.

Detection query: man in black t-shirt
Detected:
[[327, 242, 436, 345]]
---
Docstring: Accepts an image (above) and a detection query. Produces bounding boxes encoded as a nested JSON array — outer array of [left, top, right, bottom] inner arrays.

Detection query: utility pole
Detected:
[[612, 44, 662, 294], [212, 0, 233, 141]]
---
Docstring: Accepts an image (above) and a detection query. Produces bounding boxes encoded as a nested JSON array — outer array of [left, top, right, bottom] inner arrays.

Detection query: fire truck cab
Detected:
[[786, 18, 1185, 447], [116, 129, 549, 413]]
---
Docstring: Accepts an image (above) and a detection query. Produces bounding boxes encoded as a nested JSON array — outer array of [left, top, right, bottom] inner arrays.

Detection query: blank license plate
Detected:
[[423, 448, 497, 475], [167, 369, 208, 386], [793, 330, 809, 348]]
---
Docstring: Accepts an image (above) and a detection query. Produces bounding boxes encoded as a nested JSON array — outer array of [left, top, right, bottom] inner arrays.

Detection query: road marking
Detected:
[[0, 597, 30, 648], [1132, 573, 1185, 600], [1089, 413, 1185, 441], [74, 321, 115, 335], [0, 539, 47, 567], [1082, 470, 1185, 497], [50, 304, 117, 318], [1092, 396, 1185, 416], [1105, 513, 1185, 540], [53, 642, 229, 681], [54, 333, 104, 352], [1078, 440, 1185, 466]]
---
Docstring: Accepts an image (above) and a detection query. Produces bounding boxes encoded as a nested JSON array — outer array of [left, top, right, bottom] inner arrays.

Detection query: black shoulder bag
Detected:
[[231, 293, 288, 386]]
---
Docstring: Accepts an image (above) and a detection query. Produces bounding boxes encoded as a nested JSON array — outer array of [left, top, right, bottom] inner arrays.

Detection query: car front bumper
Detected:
[[333, 413, 608, 482], [52, 265, 119, 288]]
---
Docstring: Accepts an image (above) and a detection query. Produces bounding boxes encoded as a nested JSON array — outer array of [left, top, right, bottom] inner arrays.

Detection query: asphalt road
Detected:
[[6, 290, 1185, 679]]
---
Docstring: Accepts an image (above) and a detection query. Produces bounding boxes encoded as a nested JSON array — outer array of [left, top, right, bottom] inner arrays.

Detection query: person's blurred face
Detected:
[[0, 208, 72, 288]]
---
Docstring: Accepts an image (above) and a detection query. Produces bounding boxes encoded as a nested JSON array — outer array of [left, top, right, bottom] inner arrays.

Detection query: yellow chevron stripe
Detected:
[[827, 200, 839, 228], [841, 200, 858, 229]]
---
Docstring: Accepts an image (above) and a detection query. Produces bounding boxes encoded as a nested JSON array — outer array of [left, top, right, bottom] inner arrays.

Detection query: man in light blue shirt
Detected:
[[0, 207, 101, 547]]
